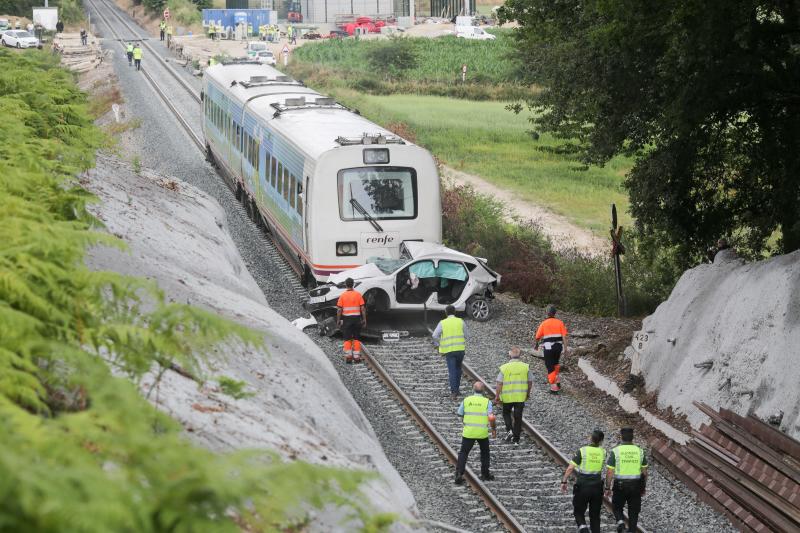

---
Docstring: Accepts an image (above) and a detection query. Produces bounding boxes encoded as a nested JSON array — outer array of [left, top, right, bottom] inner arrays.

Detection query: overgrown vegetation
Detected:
[[141, 0, 205, 25], [442, 184, 677, 316], [499, 0, 800, 262], [0, 49, 385, 531], [0, 0, 85, 24], [289, 32, 527, 99]]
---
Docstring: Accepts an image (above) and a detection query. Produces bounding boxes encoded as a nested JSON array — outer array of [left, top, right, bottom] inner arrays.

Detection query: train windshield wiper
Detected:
[[350, 198, 384, 232]]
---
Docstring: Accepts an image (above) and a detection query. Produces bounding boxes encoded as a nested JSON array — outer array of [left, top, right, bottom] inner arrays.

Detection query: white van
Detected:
[[456, 26, 496, 40]]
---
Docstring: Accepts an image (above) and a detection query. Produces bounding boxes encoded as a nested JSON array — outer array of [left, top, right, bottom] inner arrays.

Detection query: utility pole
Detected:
[[610, 203, 626, 317]]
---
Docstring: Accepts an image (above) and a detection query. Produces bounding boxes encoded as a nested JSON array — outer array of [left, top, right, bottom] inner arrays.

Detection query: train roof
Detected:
[[205, 62, 406, 159]]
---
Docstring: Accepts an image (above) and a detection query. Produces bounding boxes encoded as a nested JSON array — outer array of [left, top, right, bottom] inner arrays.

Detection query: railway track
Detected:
[[85, 4, 650, 529]]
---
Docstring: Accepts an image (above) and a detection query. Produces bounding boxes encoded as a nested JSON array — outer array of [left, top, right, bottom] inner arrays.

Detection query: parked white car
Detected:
[[254, 50, 276, 65], [245, 41, 268, 57], [305, 241, 501, 323], [456, 26, 496, 40], [1, 30, 40, 48]]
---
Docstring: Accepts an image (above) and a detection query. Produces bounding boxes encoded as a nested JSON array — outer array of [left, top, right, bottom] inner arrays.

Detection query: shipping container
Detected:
[[202, 9, 278, 30]]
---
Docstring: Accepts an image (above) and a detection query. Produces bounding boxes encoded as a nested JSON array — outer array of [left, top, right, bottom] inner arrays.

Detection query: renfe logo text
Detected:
[[365, 235, 395, 245]]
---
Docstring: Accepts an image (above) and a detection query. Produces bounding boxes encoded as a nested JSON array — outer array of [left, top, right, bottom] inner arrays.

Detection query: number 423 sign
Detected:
[[632, 331, 650, 353]]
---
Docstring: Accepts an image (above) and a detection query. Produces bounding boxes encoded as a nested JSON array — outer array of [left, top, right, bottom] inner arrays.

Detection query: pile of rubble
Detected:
[[52, 32, 105, 73]]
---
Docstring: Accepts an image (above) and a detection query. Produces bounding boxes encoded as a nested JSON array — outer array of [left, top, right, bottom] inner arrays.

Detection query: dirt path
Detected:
[[440, 164, 608, 256]]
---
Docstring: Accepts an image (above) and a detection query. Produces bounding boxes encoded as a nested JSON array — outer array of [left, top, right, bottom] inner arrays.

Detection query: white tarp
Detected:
[[33, 7, 58, 30]]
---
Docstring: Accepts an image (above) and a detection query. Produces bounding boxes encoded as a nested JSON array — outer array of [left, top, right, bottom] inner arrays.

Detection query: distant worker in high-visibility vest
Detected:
[[454, 381, 495, 485], [166, 24, 173, 47], [605, 428, 648, 533], [132, 43, 143, 71], [494, 346, 532, 445], [336, 277, 366, 363], [126, 41, 134, 66], [432, 305, 467, 400], [159, 19, 166, 41], [561, 429, 607, 533], [534, 305, 568, 393]]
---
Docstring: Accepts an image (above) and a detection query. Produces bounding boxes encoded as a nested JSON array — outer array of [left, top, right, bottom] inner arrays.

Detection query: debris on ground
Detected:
[[52, 32, 105, 73]]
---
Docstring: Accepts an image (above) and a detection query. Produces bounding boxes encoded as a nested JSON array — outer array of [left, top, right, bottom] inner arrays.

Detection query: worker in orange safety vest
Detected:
[[534, 305, 568, 393], [336, 277, 366, 363]]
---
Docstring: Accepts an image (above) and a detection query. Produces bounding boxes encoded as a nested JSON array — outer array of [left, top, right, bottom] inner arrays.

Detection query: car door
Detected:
[[393, 259, 436, 310]]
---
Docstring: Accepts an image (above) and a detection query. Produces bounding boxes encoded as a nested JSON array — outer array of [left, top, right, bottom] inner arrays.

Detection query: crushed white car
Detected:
[[305, 241, 501, 323]]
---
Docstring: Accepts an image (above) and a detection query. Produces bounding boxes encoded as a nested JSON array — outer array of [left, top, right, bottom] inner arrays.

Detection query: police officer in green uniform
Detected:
[[561, 429, 606, 533], [605, 427, 648, 532], [454, 382, 495, 484]]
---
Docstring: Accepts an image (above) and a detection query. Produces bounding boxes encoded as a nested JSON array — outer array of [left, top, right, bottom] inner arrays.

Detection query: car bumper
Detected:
[[303, 297, 337, 314]]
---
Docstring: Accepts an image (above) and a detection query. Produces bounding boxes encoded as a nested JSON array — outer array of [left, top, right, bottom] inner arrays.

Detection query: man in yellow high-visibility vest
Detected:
[[432, 305, 467, 400], [605, 427, 648, 533], [454, 382, 496, 485], [494, 346, 532, 445], [562, 429, 607, 533]]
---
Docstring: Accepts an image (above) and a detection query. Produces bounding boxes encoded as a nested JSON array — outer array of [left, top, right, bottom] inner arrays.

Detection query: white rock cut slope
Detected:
[[84, 154, 418, 529], [632, 249, 800, 438]]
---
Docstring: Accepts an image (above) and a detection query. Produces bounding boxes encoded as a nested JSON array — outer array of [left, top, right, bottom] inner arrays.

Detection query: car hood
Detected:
[[328, 263, 385, 284]]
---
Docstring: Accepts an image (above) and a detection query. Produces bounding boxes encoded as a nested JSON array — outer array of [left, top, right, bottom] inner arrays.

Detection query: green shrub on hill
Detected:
[[0, 50, 386, 531], [442, 183, 678, 316]]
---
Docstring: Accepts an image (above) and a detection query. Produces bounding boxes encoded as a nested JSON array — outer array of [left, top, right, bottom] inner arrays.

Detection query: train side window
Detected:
[[289, 174, 296, 209], [277, 162, 283, 195], [271, 157, 277, 188], [265, 150, 271, 180], [297, 179, 303, 216], [282, 166, 290, 202]]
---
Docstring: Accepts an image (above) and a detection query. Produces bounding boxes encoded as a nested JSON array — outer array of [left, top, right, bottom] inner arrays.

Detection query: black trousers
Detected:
[[543, 342, 563, 375], [341, 316, 361, 341], [612, 480, 642, 532], [456, 437, 490, 477], [502, 402, 524, 441], [160, 30, 165, 41], [573, 482, 603, 533], [134, 58, 141, 71]]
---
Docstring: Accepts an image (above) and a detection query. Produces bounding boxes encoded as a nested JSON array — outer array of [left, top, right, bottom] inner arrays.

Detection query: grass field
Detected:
[[293, 31, 520, 84], [336, 92, 632, 231]]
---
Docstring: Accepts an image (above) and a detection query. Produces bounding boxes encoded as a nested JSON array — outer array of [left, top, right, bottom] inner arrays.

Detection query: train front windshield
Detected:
[[338, 167, 418, 220]]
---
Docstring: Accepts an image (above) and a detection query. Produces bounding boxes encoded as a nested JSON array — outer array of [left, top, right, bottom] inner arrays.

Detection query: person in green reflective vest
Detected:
[[605, 427, 648, 533], [132, 43, 143, 71], [125, 41, 134, 66], [494, 346, 532, 445], [432, 305, 467, 400], [454, 382, 495, 485], [159, 19, 166, 41], [561, 429, 607, 533]]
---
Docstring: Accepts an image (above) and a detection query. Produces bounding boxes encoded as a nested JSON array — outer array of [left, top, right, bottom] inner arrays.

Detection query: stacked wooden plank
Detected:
[[650, 402, 800, 532], [53, 32, 103, 73]]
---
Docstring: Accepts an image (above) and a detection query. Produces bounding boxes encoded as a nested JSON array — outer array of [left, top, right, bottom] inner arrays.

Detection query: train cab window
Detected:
[[289, 175, 296, 209], [338, 167, 417, 220]]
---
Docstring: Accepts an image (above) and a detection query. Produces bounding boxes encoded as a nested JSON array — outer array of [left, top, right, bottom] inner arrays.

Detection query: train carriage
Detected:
[[202, 61, 442, 284]]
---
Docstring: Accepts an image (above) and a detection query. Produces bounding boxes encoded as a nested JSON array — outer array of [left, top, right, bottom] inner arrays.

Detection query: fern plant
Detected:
[[0, 49, 386, 532]]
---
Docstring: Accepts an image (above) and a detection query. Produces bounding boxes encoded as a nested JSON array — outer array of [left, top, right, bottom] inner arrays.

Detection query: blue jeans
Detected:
[[445, 351, 465, 393]]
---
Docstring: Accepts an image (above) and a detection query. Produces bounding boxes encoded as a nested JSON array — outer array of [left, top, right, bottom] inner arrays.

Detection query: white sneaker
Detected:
[[503, 430, 513, 442]]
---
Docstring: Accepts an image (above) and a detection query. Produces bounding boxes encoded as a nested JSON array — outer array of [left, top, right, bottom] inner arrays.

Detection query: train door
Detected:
[[302, 175, 309, 253]]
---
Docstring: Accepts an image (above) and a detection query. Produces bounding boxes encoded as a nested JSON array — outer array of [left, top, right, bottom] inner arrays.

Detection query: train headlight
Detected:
[[363, 148, 389, 164], [336, 241, 358, 256]]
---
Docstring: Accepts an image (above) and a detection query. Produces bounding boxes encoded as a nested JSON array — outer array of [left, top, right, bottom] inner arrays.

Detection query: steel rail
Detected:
[[94, 0, 201, 102], [462, 362, 650, 533], [360, 345, 526, 533], [86, 0, 203, 151]]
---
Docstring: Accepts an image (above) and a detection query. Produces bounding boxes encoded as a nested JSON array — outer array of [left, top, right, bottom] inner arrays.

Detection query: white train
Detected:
[[202, 61, 442, 284]]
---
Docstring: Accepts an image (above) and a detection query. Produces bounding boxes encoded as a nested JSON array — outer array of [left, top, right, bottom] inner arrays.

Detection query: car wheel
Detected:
[[364, 289, 389, 313], [466, 295, 491, 322]]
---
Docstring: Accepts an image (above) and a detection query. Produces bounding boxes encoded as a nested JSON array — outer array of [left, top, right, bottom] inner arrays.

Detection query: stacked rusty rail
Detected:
[[650, 402, 800, 532]]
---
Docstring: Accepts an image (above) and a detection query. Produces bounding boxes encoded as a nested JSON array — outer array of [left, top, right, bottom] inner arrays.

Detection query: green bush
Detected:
[[0, 50, 383, 531], [366, 38, 419, 80], [441, 182, 679, 316]]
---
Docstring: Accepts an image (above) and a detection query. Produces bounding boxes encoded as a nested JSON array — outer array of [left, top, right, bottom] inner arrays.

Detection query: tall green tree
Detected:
[[499, 0, 800, 260]]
